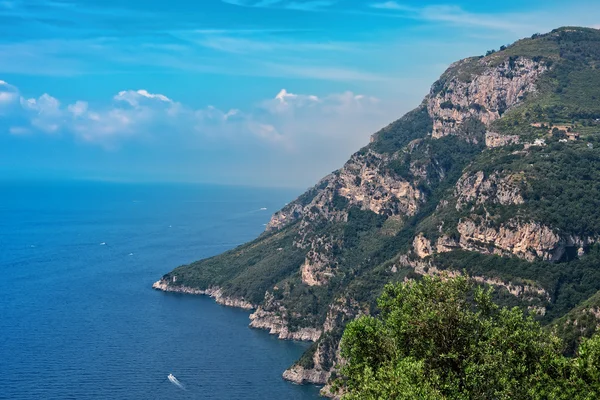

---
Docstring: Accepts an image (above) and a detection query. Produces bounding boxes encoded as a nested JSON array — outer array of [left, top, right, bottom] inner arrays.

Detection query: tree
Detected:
[[337, 275, 600, 399]]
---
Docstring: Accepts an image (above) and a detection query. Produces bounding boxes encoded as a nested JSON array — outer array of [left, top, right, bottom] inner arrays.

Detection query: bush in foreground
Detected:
[[338, 275, 600, 399]]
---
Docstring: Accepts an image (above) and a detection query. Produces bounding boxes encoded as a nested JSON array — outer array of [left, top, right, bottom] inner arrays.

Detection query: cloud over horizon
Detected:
[[3, 0, 600, 186], [0, 79, 398, 185]]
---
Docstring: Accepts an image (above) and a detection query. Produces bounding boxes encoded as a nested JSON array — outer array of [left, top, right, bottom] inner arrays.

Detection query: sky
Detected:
[[0, 0, 599, 187]]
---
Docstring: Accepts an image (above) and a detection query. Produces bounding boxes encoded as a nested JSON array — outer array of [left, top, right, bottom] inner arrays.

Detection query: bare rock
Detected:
[[455, 171, 525, 209], [457, 218, 562, 261], [485, 131, 520, 148], [428, 57, 547, 138]]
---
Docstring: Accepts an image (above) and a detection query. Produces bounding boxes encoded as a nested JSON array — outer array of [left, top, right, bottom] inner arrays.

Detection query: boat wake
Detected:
[[168, 374, 186, 390]]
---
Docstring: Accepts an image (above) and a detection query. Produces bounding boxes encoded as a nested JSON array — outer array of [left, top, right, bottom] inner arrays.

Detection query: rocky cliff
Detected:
[[156, 27, 600, 394], [428, 57, 546, 139], [152, 279, 255, 309]]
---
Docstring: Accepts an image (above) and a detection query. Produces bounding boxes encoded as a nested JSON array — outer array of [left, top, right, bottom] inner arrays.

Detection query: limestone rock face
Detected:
[[282, 334, 342, 386], [455, 171, 525, 210], [336, 150, 423, 216], [323, 298, 363, 334], [436, 235, 460, 253], [265, 148, 426, 286], [300, 236, 337, 286], [413, 233, 433, 258], [282, 365, 330, 385], [457, 219, 562, 261], [266, 202, 304, 231], [397, 255, 550, 311], [249, 306, 322, 341], [281, 297, 361, 390], [485, 131, 521, 148], [248, 292, 322, 341], [266, 150, 423, 236], [428, 57, 546, 138]]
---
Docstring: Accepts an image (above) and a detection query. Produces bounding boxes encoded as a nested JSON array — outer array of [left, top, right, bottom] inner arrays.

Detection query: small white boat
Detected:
[[168, 373, 185, 389]]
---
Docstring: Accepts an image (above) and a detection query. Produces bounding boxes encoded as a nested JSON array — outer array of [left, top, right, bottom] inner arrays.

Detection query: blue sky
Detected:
[[1, 0, 599, 187]]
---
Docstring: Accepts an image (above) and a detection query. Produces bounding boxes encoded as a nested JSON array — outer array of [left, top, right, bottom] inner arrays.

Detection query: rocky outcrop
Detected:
[[413, 233, 433, 258], [457, 219, 563, 261], [301, 259, 325, 286], [413, 234, 461, 259], [485, 131, 520, 148], [336, 150, 423, 216], [266, 147, 427, 287], [436, 235, 460, 253], [323, 298, 363, 334], [283, 334, 342, 388], [249, 307, 322, 341], [248, 292, 322, 341], [152, 279, 255, 310], [397, 254, 549, 305], [471, 275, 550, 302], [267, 150, 424, 238], [429, 57, 546, 138], [283, 365, 330, 385], [266, 202, 304, 231], [455, 171, 525, 209], [300, 236, 338, 286], [282, 298, 360, 392]]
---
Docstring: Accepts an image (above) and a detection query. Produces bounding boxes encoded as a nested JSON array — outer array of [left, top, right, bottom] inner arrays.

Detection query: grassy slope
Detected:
[[169, 223, 307, 305]]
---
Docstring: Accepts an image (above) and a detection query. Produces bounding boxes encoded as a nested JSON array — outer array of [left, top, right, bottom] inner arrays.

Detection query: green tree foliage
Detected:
[[370, 105, 433, 154], [338, 276, 600, 399]]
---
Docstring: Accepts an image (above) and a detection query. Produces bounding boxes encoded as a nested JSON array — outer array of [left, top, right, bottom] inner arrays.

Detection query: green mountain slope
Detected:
[[155, 27, 600, 392]]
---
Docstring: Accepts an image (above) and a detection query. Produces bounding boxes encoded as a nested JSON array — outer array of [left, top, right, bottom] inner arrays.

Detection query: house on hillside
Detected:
[[567, 132, 580, 141]]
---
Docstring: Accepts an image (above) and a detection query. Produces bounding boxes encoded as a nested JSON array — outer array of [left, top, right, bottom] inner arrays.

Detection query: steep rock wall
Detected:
[[428, 57, 546, 138]]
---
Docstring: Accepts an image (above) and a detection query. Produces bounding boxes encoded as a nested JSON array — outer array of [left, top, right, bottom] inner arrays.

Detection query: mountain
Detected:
[[154, 27, 600, 395]]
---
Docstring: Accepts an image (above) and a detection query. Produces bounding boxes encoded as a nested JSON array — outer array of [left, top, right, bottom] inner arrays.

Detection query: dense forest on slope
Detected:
[[156, 27, 600, 395]]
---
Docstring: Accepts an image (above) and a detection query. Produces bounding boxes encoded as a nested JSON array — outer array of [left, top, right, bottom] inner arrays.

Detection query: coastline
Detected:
[[152, 278, 335, 395], [152, 279, 255, 310]]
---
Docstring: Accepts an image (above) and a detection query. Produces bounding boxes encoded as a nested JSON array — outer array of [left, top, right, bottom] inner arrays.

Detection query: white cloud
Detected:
[[370, 1, 412, 11], [20, 94, 63, 133], [1, 79, 408, 186], [0, 80, 19, 105], [1, 80, 392, 155], [68, 101, 88, 117], [21, 94, 61, 114], [114, 89, 172, 107], [0, 91, 16, 104]]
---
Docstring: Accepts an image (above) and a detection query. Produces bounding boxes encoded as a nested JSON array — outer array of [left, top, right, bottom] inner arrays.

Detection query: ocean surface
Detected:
[[0, 181, 321, 400]]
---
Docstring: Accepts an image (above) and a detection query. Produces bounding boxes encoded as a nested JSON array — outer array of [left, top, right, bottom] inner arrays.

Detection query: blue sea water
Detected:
[[0, 181, 321, 400]]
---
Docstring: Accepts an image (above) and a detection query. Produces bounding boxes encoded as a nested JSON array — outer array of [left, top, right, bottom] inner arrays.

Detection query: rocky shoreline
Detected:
[[152, 279, 255, 309], [152, 278, 333, 391]]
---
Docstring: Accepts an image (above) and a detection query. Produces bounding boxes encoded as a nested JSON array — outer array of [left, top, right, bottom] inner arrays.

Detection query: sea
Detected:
[[0, 180, 322, 400]]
